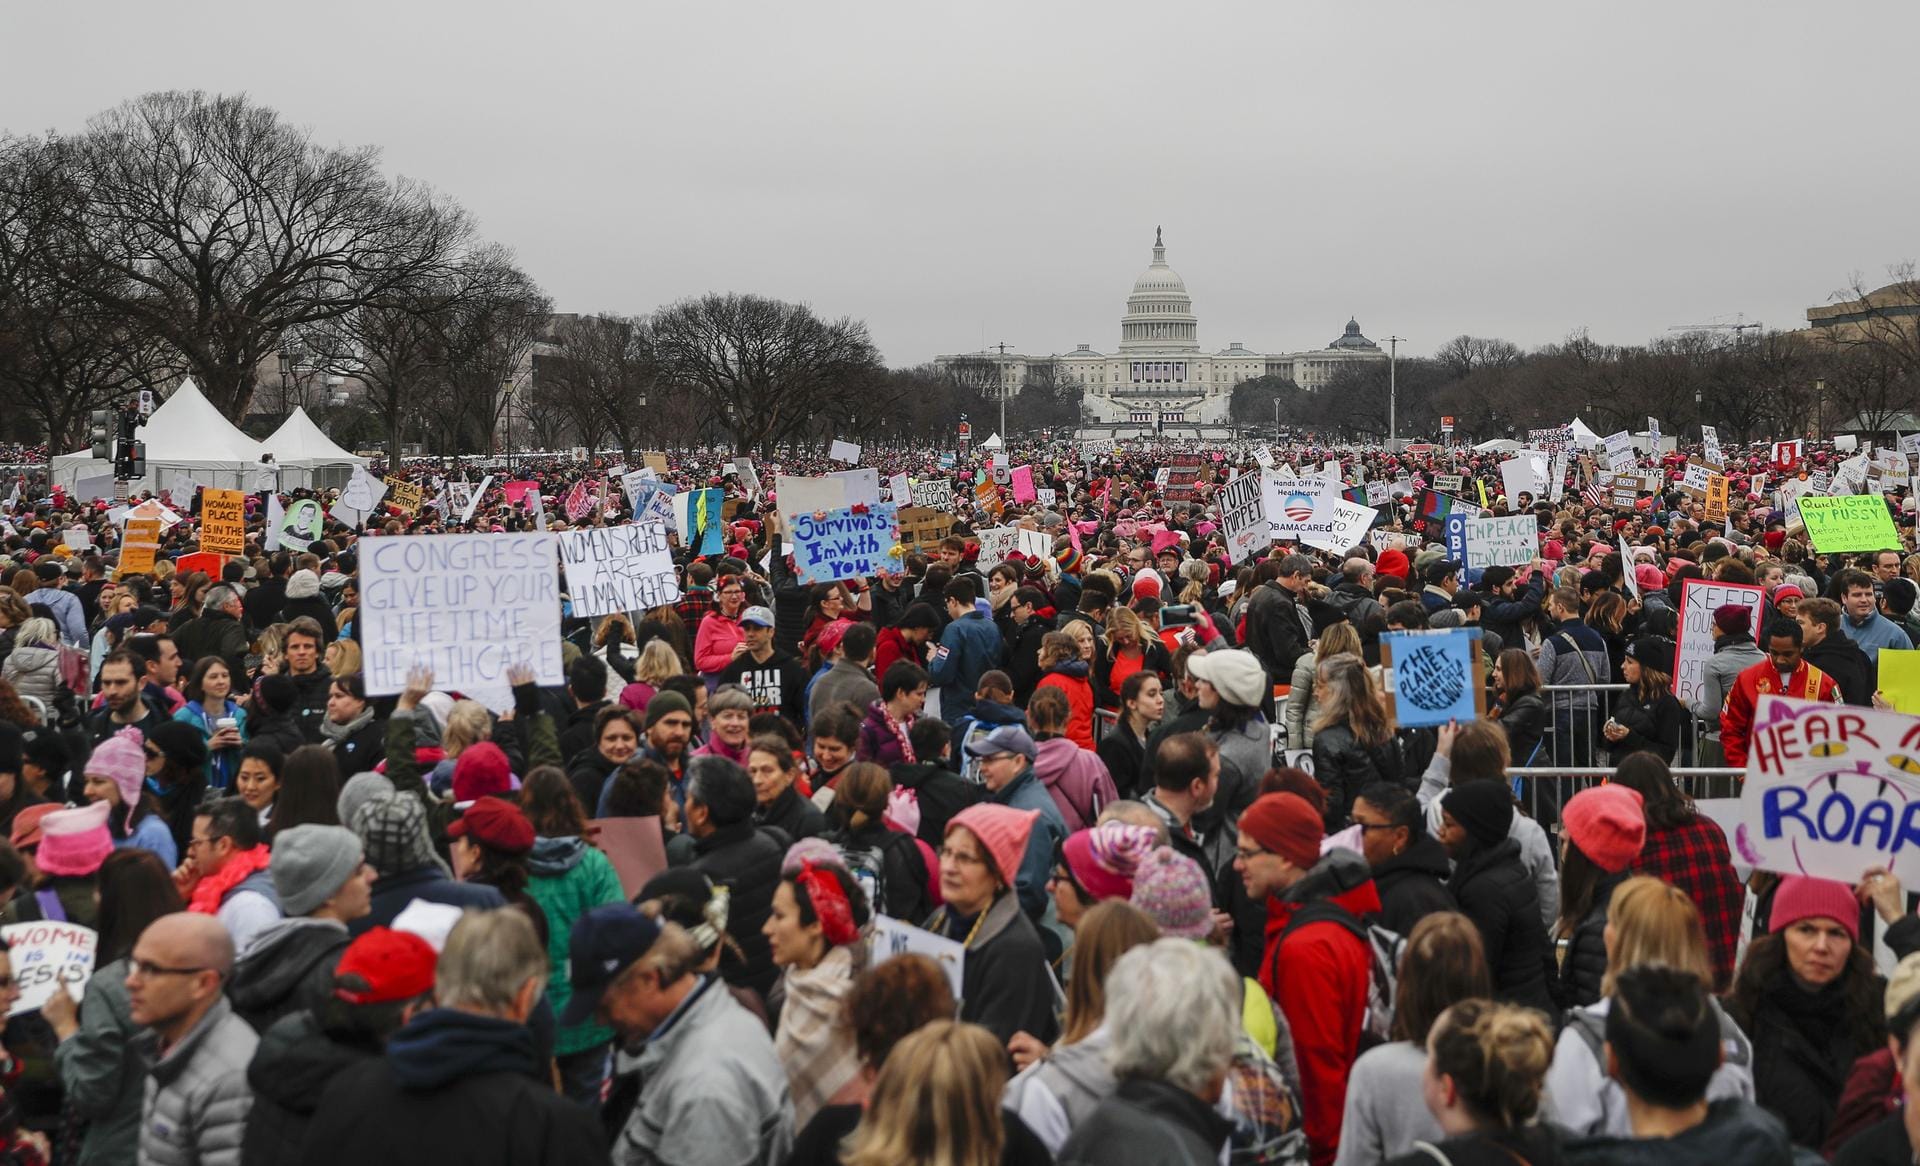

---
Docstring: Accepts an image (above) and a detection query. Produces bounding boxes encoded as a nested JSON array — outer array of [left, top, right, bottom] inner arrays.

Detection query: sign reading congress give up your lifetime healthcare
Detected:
[[360, 533, 564, 697]]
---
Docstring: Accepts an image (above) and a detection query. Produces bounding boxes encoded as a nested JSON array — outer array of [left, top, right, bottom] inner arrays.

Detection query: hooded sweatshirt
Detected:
[[226, 916, 350, 1034], [525, 834, 625, 1056]]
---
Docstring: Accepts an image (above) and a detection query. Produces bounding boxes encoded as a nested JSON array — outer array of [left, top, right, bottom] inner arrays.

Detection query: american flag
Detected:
[[1581, 480, 1604, 506]]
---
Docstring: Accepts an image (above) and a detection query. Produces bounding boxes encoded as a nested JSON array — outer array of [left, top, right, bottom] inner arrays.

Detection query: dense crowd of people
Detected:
[[0, 429, 1910, 1164]]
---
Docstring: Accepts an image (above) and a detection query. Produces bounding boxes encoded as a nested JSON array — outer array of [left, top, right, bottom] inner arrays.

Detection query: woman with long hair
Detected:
[[82, 727, 177, 867], [520, 766, 625, 1105], [618, 638, 684, 713], [986, 563, 1021, 614], [1338, 912, 1492, 1166], [1586, 589, 1630, 681], [1033, 631, 1096, 750], [1608, 753, 1744, 989], [323, 638, 362, 679], [801, 583, 859, 668], [265, 744, 342, 842], [1549, 784, 1646, 1011], [0, 588, 30, 674], [1544, 875, 1754, 1136], [1727, 875, 1889, 1149], [844, 1020, 1049, 1166], [765, 847, 872, 1128], [447, 795, 547, 946], [824, 762, 932, 923], [172, 656, 247, 790], [1383, 1000, 1560, 1166], [1287, 621, 1361, 752], [1487, 649, 1548, 768], [425, 698, 492, 795], [1095, 670, 1163, 800], [1, 617, 62, 707], [42, 848, 183, 1166], [1311, 654, 1399, 831], [1097, 607, 1170, 705], [1603, 635, 1684, 764]]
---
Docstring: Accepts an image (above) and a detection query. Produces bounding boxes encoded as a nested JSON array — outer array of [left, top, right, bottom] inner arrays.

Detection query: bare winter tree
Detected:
[[1833, 264, 1920, 379], [537, 314, 664, 458], [28, 91, 471, 420]]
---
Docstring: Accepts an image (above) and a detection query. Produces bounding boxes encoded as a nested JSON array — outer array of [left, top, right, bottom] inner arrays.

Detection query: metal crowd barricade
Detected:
[[1523, 684, 1739, 828]]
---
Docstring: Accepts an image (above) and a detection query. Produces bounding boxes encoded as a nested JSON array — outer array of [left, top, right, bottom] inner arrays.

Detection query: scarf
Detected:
[[187, 844, 273, 915], [318, 705, 376, 749], [880, 703, 916, 765], [775, 944, 863, 1129]]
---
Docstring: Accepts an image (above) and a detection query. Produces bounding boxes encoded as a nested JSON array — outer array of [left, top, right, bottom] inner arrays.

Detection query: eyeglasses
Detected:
[[128, 958, 208, 980], [0, 975, 14, 989], [1352, 821, 1399, 833], [938, 847, 987, 867], [1234, 843, 1271, 862], [144, 748, 161, 760]]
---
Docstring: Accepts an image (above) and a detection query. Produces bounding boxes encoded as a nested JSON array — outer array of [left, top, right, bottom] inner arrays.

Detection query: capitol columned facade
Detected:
[[936, 228, 1388, 428]]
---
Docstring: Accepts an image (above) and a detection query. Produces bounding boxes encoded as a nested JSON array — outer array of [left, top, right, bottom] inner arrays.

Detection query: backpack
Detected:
[[835, 828, 931, 920], [1276, 899, 1403, 1049], [1562, 1001, 1751, 1076], [956, 717, 1003, 785]]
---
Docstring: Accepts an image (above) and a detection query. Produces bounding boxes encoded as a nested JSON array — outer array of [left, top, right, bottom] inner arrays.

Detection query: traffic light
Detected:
[[89, 410, 112, 460], [124, 441, 145, 480]]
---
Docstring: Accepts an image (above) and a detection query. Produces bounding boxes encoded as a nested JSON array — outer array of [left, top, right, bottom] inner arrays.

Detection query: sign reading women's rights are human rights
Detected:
[[1732, 696, 1920, 885], [360, 533, 564, 697]]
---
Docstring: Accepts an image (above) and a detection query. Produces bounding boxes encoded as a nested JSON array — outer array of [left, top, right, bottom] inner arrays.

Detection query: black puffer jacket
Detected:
[[226, 919, 351, 1034], [1447, 838, 1556, 1013], [754, 784, 826, 843], [242, 1010, 379, 1166], [1551, 869, 1628, 1011], [1368, 832, 1457, 936], [1245, 582, 1310, 682], [1606, 689, 1685, 765], [1312, 722, 1402, 832], [888, 760, 980, 848], [690, 820, 788, 999]]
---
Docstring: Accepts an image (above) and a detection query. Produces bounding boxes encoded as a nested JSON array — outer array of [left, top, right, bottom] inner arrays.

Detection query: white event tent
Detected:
[[51, 378, 272, 496], [259, 406, 366, 491]]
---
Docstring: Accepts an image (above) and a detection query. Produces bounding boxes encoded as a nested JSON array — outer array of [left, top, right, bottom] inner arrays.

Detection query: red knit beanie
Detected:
[[1238, 793, 1323, 869], [1769, 875, 1860, 943], [1561, 785, 1645, 873]]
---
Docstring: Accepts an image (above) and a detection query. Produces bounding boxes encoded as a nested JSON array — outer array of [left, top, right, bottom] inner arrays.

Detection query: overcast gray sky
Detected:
[[5, 1, 1915, 368]]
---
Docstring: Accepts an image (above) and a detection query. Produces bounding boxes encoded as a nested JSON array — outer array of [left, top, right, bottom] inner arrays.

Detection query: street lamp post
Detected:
[[501, 379, 515, 474], [1384, 336, 1405, 443]]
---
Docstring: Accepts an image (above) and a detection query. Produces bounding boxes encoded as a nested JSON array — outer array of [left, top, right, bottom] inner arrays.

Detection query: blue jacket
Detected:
[[986, 767, 1067, 919], [927, 609, 1003, 720], [1841, 609, 1910, 663]]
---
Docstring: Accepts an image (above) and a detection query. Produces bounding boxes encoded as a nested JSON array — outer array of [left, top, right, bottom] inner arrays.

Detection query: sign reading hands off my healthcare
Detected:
[[1732, 696, 1920, 885]]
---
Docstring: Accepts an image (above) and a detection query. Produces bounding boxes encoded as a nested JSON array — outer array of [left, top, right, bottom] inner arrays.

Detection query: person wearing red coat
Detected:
[[1238, 793, 1381, 1166], [1720, 620, 1841, 766], [1034, 653, 1097, 751]]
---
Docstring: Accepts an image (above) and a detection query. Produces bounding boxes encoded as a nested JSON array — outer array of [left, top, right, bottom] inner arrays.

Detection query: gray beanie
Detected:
[[351, 792, 437, 878], [337, 771, 395, 829], [271, 824, 364, 917]]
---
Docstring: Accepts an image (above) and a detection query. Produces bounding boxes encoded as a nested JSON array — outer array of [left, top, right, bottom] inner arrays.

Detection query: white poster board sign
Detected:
[[1462, 514, 1539, 569], [774, 474, 848, 529], [1672, 579, 1765, 705], [1263, 472, 1340, 539], [975, 527, 1021, 565], [1300, 500, 1378, 555], [555, 523, 681, 617], [828, 439, 861, 464], [910, 479, 954, 510], [360, 533, 564, 698], [1602, 430, 1637, 470], [869, 915, 966, 1003], [1217, 471, 1269, 563], [2, 921, 96, 1016]]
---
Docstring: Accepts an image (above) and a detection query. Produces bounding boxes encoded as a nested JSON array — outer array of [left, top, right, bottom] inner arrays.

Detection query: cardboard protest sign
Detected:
[[974, 527, 1022, 565], [1797, 495, 1901, 554], [910, 478, 953, 510], [1433, 473, 1465, 494], [1217, 471, 1269, 563], [194, 488, 246, 555], [385, 478, 425, 517], [870, 915, 966, 1003], [1461, 514, 1538, 569], [1704, 474, 1730, 521], [1, 921, 96, 1016], [896, 506, 954, 552], [587, 817, 669, 899], [828, 439, 861, 464], [1301, 499, 1379, 555], [359, 533, 564, 698], [556, 523, 679, 617], [332, 466, 387, 526], [643, 451, 669, 474], [118, 518, 162, 577], [175, 550, 225, 578], [1730, 697, 1920, 885], [1365, 480, 1389, 506], [973, 480, 1004, 518], [1380, 628, 1485, 729], [790, 503, 900, 585], [1672, 579, 1765, 705], [1679, 462, 1711, 497]]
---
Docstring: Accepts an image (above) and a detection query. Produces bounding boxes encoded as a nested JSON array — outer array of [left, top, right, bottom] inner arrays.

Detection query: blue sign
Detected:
[[791, 502, 900, 585], [1441, 512, 1483, 587], [1383, 627, 1482, 729]]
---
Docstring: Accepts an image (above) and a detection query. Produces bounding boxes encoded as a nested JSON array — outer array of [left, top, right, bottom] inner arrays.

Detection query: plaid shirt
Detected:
[[1632, 816, 1744, 991], [675, 586, 715, 629]]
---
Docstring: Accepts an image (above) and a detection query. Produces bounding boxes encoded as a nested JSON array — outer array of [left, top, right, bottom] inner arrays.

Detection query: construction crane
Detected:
[[1668, 313, 1763, 340]]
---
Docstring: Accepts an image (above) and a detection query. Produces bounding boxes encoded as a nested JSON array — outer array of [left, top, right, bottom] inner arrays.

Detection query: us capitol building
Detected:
[[936, 228, 1388, 431]]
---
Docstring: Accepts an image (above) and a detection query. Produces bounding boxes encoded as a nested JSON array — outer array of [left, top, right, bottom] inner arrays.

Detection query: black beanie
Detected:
[[1444, 781, 1514, 848]]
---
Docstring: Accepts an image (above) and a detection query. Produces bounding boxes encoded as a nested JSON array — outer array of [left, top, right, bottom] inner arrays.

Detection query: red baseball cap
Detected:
[[333, 927, 438, 1005], [447, 796, 536, 855]]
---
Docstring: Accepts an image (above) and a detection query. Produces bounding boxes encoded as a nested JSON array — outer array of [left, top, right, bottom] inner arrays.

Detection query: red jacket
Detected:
[[1036, 664, 1096, 750], [1258, 869, 1383, 1166], [1720, 657, 1840, 766], [873, 626, 923, 683]]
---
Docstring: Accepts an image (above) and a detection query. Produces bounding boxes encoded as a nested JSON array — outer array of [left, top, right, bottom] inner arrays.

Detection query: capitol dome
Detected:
[[1119, 226, 1199, 353], [1329, 317, 1380, 351]]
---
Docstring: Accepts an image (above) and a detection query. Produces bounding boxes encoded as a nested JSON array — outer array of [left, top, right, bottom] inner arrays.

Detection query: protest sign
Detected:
[[733, 457, 762, 500], [1365, 480, 1388, 506], [386, 478, 425, 517], [791, 503, 899, 585], [1461, 514, 1538, 569], [1036, 487, 1057, 507], [1704, 474, 1730, 521], [198, 488, 246, 555], [459, 475, 493, 525], [118, 518, 162, 577], [1009, 465, 1036, 504], [501, 480, 539, 507], [562, 481, 595, 522], [1548, 448, 1569, 503], [1702, 425, 1723, 463], [1879, 650, 1920, 714], [1730, 697, 1920, 885], [1619, 535, 1639, 599], [675, 488, 727, 557], [886, 472, 911, 505], [1433, 473, 1465, 494], [332, 466, 387, 526], [1679, 461, 1711, 497], [974, 526, 1020, 565], [774, 474, 847, 530], [556, 523, 679, 617], [587, 817, 669, 900], [910, 478, 953, 510], [176, 550, 225, 578], [1217, 471, 1269, 563], [870, 915, 966, 1003], [896, 506, 954, 552], [973, 480, 1003, 518], [1264, 473, 1340, 539], [829, 468, 883, 509], [1, 921, 96, 1016], [1602, 431, 1636, 470], [1444, 512, 1470, 568], [828, 439, 861, 464], [643, 451, 669, 474], [1672, 579, 1764, 705], [360, 533, 563, 698], [63, 527, 92, 551], [1018, 528, 1050, 560], [1301, 499, 1379, 555], [1499, 455, 1546, 506], [274, 498, 326, 552], [1797, 495, 1901, 554], [1380, 628, 1485, 729], [121, 499, 183, 529], [1252, 444, 1274, 468]]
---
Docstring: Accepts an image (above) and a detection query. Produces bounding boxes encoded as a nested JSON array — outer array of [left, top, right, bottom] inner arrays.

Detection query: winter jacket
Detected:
[[53, 955, 143, 1166], [298, 1008, 607, 1166], [1476, 573, 1546, 650], [1258, 850, 1382, 1166], [949, 697, 1027, 780], [1211, 714, 1272, 824], [1004, 1024, 1119, 1154], [1545, 996, 1754, 1138], [755, 784, 827, 843], [1563, 1099, 1813, 1166], [1418, 755, 1560, 931], [225, 917, 350, 1034], [118, 811, 179, 869], [1693, 634, 1765, 726], [997, 612, 1053, 705], [1286, 655, 1321, 749], [1057, 1076, 1234, 1166], [242, 1010, 379, 1166], [280, 593, 336, 646], [927, 608, 1004, 721], [1731, 970, 1885, 1150], [1334, 1040, 1442, 1166], [1034, 659, 1097, 750], [616, 975, 792, 1166], [807, 661, 878, 723], [855, 700, 914, 768], [983, 766, 1069, 919], [693, 611, 746, 676], [1367, 832, 1457, 936], [136, 995, 259, 1166], [1535, 617, 1610, 709], [1094, 718, 1150, 799], [1807, 636, 1875, 706], [526, 834, 625, 1057], [1834, 1106, 1912, 1166], [924, 889, 1059, 1048], [1386, 1127, 1568, 1166], [1, 644, 61, 707], [1496, 690, 1549, 767], [357, 865, 506, 936], [1246, 581, 1311, 682], [1722, 658, 1842, 766], [1550, 869, 1627, 1011], [1312, 722, 1401, 832], [1606, 687, 1685, 765], [871, 624, 921, 685], [1447, 837, 1556, 1014], [690, 820, 788, 1000], [173, 609, 250, 688], [1031, 737, 1118, 833], [887, 760, 979, 848]]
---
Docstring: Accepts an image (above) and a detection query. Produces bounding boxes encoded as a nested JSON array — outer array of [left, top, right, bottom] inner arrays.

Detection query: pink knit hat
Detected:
[[1770, 875, 1861, 943], [1061, 822, 1158, 901], [1129, 846, 1213, 939], [86, 726, 148, 808], [946, 804, 1038, 888], [1562, 785, 1646, 873], [37, 800, 113, 878]]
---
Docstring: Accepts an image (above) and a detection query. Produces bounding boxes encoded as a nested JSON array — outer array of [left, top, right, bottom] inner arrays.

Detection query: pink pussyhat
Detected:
[[37, 800, 113, 878]]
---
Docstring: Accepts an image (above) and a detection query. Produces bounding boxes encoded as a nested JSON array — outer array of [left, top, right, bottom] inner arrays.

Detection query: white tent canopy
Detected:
[[51, 377, 271, 493], [260, 406, 366, 491], [980, 433, 1005, 450], [1567, 417, 1603, 448], [1472, 438, 1523, 453]]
